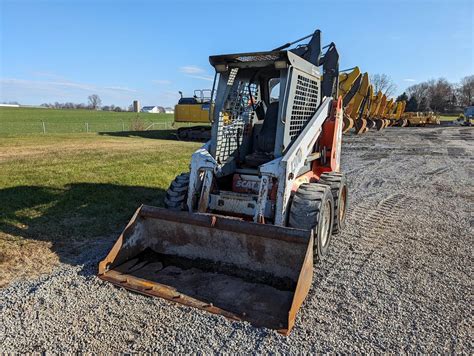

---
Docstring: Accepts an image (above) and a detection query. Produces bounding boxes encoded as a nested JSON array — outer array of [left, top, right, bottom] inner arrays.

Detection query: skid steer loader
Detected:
[[98, 30, 348, 335]]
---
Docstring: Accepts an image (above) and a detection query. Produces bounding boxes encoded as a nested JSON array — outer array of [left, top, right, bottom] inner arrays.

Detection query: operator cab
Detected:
[[178, 89, 212, 104], [245, 76, 281, 167]]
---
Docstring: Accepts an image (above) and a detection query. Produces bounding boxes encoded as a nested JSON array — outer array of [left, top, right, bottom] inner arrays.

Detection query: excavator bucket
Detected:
[[98, 205, 314, 335]]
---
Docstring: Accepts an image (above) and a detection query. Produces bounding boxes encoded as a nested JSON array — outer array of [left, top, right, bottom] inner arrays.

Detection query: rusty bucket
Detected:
[[98, 205, 314, 335]]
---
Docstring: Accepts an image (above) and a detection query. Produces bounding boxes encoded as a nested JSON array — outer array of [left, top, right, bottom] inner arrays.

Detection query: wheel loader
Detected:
[[98, 30, 348, 335]]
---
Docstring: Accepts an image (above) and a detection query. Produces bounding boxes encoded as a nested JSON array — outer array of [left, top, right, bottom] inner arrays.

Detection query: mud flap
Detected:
[[98, 205, 314, 335]]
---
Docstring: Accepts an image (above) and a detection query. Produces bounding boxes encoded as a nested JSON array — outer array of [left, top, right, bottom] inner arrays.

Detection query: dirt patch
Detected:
[[0, 137, 189, 162], [0, 233, 59, 287]]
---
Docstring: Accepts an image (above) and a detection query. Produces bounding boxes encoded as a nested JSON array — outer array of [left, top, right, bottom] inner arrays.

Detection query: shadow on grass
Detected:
[[98, 129, 179, 140], [0, 183, 166, 273]]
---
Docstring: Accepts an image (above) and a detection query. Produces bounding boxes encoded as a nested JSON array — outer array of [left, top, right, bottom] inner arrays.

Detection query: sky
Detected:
[[1, 0, 473, 108]]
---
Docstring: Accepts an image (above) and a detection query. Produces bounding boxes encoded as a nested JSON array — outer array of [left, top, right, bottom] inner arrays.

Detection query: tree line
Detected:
[[396, 75, 473, 113], [39, 94, 128, 111]]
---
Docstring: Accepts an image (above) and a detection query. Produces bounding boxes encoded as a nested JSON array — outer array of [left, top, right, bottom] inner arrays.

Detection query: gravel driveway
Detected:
[[1, 127, 472, 353]]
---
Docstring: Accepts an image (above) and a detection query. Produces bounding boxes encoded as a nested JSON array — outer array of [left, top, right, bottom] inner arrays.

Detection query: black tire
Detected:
[[164, 172, 190, 211], [289, 183, 334, 263], [318, 172, 348, 234]]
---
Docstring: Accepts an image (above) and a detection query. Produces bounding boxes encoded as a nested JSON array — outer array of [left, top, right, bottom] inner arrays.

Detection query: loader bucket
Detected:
[[98, 205, 314, 335]]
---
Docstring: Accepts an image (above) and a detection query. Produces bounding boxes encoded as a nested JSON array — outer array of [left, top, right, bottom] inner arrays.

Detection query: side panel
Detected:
[[175, 104, 213, 123], [278, 67, 321, 154]]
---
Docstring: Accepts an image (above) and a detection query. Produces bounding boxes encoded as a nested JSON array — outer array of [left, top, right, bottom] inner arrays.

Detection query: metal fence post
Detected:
[[85, 122, 89, 132], [122, 122, 125, 131], [42, 121, 46, 134]]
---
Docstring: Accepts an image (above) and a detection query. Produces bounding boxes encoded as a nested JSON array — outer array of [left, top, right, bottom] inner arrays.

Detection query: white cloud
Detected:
[[403, 78, 416, 82], [180, 65, 205, 74], [103, 86, 137, 92], [152, 79, 172, 85], [179, 65, 214, 82], [189, 75, 214, 82]]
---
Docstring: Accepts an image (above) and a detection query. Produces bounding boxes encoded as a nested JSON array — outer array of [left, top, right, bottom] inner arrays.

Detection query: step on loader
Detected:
[[99, 30, 349, 335]]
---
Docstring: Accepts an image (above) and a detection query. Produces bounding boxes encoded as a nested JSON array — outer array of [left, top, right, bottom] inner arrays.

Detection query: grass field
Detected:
[[0, 107, 175, 135], [0, 107, 461, 287], [0, 117, 200, 286], [439, 114, 460, 121]]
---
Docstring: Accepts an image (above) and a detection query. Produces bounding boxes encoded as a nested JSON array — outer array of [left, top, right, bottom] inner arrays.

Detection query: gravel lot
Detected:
[[1, 127, 472, 353]]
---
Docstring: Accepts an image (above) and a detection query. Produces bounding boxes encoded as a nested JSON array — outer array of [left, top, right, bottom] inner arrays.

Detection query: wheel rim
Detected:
[[320, 200, 331, 247]]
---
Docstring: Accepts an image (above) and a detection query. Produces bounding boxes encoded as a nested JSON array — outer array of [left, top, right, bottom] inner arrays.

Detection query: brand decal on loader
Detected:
[[233, 174, 273, 194]]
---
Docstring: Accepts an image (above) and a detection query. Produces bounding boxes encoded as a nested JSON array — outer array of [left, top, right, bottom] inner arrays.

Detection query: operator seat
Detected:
[[255, 101, 279, 153], [245, 101, 279, 167]]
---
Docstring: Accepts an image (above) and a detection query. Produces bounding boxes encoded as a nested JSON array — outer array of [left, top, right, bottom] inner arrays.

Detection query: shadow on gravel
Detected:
[[0, 183, 166, 279], [98, 130, 179, 141]]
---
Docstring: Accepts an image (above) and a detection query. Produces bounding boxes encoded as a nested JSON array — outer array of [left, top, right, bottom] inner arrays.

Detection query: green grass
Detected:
[[439, 114, 460, 122], [0, 107, 174, 135], [0, 132, 200, 286]]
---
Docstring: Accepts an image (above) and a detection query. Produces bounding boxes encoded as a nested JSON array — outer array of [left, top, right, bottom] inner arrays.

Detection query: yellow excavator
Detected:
[[383, 98, 394, 128], [339, 67, 362, 133], [339, 71, 371, 134], [340, 70, 405, 134], [393, 101, 407, 126], [174, 89, 213, 140]]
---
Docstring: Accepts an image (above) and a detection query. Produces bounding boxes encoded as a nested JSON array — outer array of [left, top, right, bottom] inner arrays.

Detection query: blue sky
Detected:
[[1, 0, 473, 107]]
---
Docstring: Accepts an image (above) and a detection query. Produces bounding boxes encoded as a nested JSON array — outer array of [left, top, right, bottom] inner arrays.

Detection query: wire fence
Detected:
[[0, 121, 196, 135]]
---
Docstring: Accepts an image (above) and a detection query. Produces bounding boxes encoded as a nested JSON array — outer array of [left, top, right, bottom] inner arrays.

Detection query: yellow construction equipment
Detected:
[[381, 98, 394, 129], [339, 67, 362, 133], [369, 94, 387, 130], [393, 101, 407, 126], [174, 89, 213, 140], [350, 73, 371, 134], [359, 89, 379, 133], [402, 111, 439, 127], [339, 69, 402, 134], [99, 30, 349, 335]]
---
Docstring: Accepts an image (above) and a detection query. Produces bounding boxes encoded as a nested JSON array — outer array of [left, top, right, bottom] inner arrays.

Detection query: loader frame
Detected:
[[99, 29, 345, 335]]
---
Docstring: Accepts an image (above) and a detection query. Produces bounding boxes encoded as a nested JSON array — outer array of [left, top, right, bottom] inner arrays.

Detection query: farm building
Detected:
[[141, 106, 161, 113]]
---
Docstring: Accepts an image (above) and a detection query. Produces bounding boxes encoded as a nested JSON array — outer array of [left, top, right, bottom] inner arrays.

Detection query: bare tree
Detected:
[[407, 82, 430, 110], [88, 94, 102, 110], [426, 78, 453, 112], [370, 74, 397, 97], [458, 75, 474, 106], [407, 79, 455, 112]]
